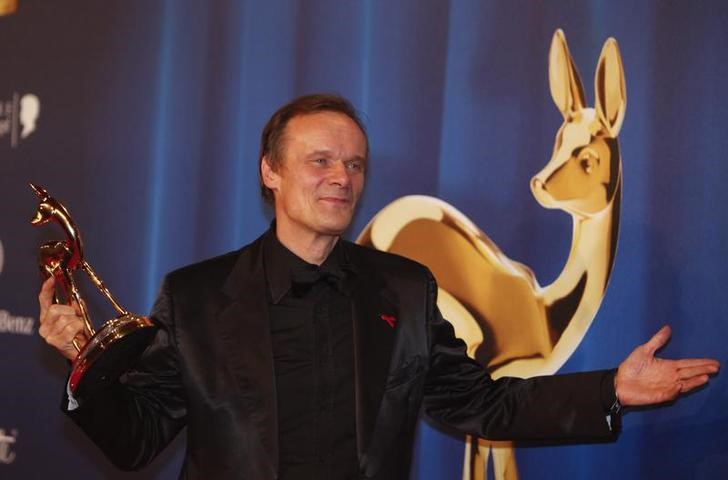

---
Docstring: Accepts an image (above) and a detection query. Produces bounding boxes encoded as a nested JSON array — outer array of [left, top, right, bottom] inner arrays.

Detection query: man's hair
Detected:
[[258, 93, 368, 204]]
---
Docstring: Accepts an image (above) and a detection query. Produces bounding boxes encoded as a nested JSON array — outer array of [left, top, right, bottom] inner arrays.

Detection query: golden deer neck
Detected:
[[544, 182, 620, 305], [51, 204, 84, 259]]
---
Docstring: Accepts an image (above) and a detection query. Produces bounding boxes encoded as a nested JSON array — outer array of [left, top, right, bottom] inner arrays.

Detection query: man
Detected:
[[39, 94, 719, 479]]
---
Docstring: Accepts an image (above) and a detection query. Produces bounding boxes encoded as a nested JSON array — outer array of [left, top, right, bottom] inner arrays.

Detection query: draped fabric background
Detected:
[[1, 1, 726, 478]]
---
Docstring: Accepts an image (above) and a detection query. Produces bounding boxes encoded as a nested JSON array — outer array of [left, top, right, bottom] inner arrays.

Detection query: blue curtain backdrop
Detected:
[[1, 1, 726, 478]]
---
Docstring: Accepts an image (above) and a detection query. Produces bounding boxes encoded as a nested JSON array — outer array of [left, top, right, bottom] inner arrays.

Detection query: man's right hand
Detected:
[[38, 276, 88, 361]]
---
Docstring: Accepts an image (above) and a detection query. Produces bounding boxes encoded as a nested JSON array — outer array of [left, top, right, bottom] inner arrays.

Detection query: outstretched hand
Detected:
[[615, 325, 720, 407]]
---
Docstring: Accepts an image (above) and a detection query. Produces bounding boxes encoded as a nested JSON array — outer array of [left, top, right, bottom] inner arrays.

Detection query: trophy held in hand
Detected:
[[30, 183, 158, 400]]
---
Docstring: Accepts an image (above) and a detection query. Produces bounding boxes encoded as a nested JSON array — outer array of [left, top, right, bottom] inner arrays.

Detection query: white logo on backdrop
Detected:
[[0, 92, 41, 148], [0, 239, 35, 335], [0, 428, 17, 464], [19, 94, 40, 139]]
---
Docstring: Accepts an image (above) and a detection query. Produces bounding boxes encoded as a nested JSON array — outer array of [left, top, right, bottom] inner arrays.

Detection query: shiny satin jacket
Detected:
[[64, 233, 616, 479]]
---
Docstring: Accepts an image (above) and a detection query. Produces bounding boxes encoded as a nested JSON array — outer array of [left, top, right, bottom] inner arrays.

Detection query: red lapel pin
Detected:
[[380, 314, 397, 328]]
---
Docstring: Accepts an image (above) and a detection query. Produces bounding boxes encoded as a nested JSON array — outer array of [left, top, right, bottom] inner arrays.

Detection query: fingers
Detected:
[[643, 325, 672, 355], [677, 364, 720, 380], [38, 276, 91, 359], [679, 375, 711, 393], [39, 303, 78, 331], [71, 299, 84, 317], [38, 276, 56, 314], [38, 297, 87, 361], [674, 358, 721, 371]]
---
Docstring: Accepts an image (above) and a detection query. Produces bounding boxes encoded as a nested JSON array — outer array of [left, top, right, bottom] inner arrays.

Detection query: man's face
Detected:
[[262, 111, 367, 241]]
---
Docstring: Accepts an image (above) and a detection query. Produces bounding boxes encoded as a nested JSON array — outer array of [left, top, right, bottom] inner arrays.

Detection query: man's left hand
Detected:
[[615, 325, 720, 407]]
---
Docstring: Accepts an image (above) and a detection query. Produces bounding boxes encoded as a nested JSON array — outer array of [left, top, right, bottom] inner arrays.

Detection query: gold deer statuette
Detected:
[[30, 183, 158, 399]]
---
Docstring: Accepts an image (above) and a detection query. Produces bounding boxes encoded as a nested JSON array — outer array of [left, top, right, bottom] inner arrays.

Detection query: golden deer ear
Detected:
[[549, 29, 586, 118], [595, 38, 626, 136], [29, 182, 48, 199]]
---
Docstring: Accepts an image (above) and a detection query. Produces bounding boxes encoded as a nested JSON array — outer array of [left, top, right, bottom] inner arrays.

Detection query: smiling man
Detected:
[[38, 94, 719, 480], [259, 104, 367, 265]]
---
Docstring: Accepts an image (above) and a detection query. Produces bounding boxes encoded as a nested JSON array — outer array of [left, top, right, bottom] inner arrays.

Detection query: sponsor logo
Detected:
[[0, 239, 35, 335], [0, 92, 41, 148], [0, 310, 34, 335], [0, 428, 17, 465]]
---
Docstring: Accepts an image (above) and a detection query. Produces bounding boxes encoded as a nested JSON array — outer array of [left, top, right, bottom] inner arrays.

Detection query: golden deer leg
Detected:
[[69, 285, 95, 339], [487, 440, 518, 480], [81, 261, 127, 316], [464, 438, 518, 480], [462, 435, 485, 480]]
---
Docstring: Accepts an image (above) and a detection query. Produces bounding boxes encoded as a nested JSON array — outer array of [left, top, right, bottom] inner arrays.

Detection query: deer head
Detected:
[[29, 183, 85, 269], [29, 183, 57, 226], [531, 29, 626, 218]]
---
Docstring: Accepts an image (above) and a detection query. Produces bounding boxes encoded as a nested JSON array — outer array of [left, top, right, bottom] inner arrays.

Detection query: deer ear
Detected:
[[29, 182, 48, 199], [595, 38, 626, 136], [549, 29, 586, 118]]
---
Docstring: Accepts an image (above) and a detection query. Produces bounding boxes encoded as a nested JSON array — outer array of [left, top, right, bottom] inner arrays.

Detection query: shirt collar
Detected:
[[263, 222, 350, 304]]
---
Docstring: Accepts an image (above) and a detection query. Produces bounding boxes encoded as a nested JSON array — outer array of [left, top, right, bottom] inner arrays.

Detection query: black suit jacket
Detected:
[[65, 233, 616, 479]]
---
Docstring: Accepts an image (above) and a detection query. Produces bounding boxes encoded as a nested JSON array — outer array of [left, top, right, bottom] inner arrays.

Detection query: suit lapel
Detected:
[[216, 238, 278, 474], [346, 243, 399, 460]]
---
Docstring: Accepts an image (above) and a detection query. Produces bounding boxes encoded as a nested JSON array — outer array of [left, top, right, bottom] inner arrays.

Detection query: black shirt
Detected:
[[263, 230, 358, 480]]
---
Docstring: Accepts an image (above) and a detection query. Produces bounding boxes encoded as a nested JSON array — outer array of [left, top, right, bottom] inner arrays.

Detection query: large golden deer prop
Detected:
[[357, 29, 626, 479]]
